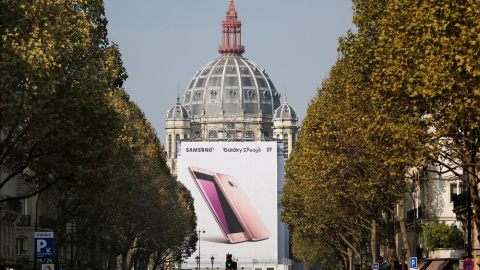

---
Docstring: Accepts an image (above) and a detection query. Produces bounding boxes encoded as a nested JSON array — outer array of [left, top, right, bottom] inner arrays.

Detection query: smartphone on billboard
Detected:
[[215, 173, 271, 241], [188, 166, 249, 243]]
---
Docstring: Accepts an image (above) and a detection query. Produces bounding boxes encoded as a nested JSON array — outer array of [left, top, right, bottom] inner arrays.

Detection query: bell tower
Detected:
[[218, 0, 245, 56]]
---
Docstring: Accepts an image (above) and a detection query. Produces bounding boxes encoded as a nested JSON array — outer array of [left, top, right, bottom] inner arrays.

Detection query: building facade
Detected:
[[0, 166, 22, 270]]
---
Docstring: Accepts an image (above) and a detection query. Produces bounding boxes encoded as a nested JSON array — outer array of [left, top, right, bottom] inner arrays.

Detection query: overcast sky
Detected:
[[103, 0, 355, 145]]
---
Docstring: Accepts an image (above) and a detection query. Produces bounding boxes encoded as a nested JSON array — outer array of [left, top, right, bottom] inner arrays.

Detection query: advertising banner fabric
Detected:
[[178, 141, 279, 267]]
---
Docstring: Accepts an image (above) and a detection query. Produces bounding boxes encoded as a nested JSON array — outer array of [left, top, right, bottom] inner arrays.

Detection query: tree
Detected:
[[0, 0, 127, 203], [281, 0, 434, 268], [41, 90, 197, 270], [97, 90, 195, 270], [281, 56, 407, 269], [424, 220, 464, 250], [371, 0, 480, 259]]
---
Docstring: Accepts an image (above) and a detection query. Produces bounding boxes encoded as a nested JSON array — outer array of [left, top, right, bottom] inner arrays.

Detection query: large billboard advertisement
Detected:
[[178, 141, 285, 269]]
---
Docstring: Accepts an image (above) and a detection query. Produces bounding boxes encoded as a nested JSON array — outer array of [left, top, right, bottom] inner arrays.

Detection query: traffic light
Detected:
[[226, 253, 233, 270]]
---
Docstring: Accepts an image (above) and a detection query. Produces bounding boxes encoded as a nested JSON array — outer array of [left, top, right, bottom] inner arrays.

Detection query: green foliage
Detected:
[[281, 0, 480, 267], [42, 90, 196, 270], [1, 1, 196, 269], [424, 220, 464, 250], [0, 0, 127, 201]]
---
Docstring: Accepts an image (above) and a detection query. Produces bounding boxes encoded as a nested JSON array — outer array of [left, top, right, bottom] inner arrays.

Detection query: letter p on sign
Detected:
[[37, 240, 47, 252]]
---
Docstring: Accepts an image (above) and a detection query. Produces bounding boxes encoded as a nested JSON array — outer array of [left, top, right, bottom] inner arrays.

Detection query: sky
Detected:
[[103, 0, 356, 145]]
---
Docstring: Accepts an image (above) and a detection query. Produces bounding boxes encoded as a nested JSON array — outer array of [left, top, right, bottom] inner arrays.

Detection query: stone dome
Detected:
[[182, 56, 281, 118], [274, 96, 297, 120], [167, 97, 190, 120]]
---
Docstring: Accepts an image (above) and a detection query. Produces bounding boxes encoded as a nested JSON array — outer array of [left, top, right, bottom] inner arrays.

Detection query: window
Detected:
[[210, 90, 217, 99], [16, 237, 27, 255], [283, 134, 289, 158], [168, 135, 172, 158], [450, 183, 458, 202], [175, 135, 180, 155], [18, 198, 27, 215], [209, 131, 218, 139]]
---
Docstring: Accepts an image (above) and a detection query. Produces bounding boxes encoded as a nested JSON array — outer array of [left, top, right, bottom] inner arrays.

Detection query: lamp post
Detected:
[[197, 229, 205, 270], [33, 191, 43, 270], [401, 248, 407, 270], [210, 256, 215, 270]]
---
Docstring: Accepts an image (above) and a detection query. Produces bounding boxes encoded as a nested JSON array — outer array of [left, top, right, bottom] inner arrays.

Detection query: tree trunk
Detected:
[[107, 248, 117, 270], [349, 248, 354, 270], [398, 197, 411, 261], [464, 150, 480, 264], [386, 211, 398, 265], [121, 252, 128, 270], [372, 219, 378, 263]]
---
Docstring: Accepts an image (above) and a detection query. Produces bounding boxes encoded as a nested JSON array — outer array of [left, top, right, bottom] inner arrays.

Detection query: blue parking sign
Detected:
[[35, 232, 54, 258], [410, 257, 417, 269]]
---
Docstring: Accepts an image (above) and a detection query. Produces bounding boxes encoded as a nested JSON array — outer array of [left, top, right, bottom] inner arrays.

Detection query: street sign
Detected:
[[42, 264, 55, 270], [35, 232, 54, 259], [464, 259, 475, 270], [373, 263, 379, 270], [410, 257, 417, 269]]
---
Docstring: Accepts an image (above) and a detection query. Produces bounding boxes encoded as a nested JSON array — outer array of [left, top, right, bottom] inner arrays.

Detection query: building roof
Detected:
[[274, 96, 298, 120], [167, 97, 190, 120], [183, 56, 281, 117]]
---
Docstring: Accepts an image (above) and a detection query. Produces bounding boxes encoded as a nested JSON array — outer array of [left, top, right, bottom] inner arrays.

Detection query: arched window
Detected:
[[175, 134, 180, 155], [283, 134, 289, 158], [168, 135, 172, 158], [209, 131, 218, 139]]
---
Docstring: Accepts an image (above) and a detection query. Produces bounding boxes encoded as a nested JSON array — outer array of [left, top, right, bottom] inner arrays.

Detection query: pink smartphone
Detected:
[[215, 172, 271, 241], [188, 166, 250, 243]]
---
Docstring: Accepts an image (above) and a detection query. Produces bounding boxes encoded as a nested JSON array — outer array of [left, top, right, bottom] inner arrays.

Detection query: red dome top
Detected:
[[218, 0, 245, 57]]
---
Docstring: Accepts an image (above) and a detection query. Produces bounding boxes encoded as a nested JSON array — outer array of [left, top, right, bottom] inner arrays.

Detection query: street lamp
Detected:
[[197, 229, 205, 270], [33, 191, 43, 270], [210, 256, 215, 270], [401, 248, 407, 270]]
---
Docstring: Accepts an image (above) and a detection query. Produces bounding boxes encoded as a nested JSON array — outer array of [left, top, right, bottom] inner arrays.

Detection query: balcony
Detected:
[[17, 215, 31, 226], [0, 197, 22, 214], [406, 206, 429, 224], [453, 191, 471, 211]]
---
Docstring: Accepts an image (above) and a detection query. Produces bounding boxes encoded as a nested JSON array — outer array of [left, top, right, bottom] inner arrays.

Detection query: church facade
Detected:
[[165, 0, 298, 174]]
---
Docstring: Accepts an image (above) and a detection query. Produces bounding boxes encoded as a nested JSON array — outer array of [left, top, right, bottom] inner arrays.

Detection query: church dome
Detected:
[[183, 57, 281, 117], [181, 0, 281, 118], [274, 96, 297, 120], [167, 97, 190, 120]]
